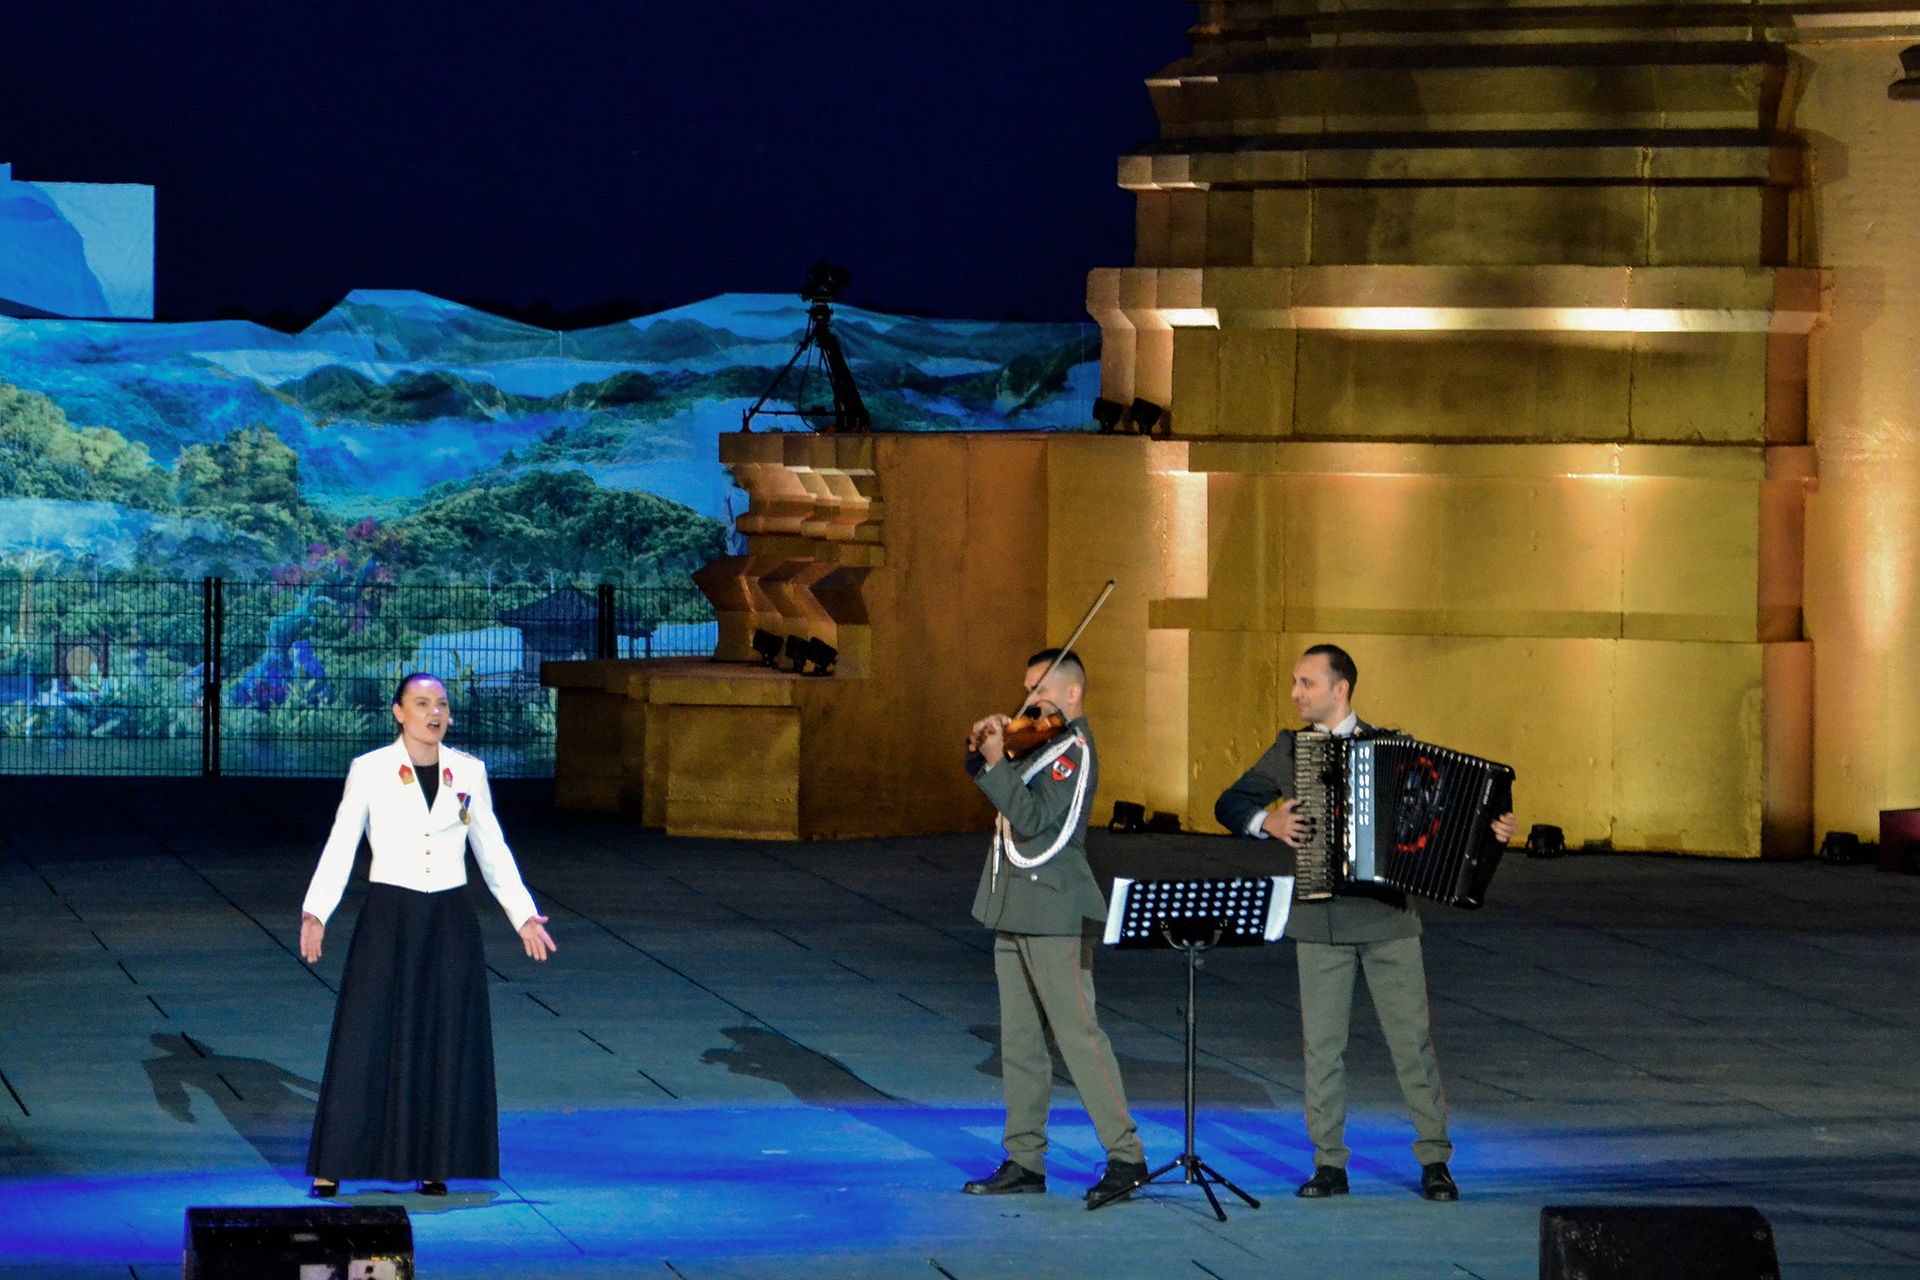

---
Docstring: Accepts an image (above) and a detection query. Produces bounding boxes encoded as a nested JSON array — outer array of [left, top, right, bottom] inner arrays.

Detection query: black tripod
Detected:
[[1087, 877, 1283, 1218], [741, 262, 871, 434]]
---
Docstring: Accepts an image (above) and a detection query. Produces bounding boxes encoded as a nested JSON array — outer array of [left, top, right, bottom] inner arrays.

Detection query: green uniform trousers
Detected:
[[1297, 934, 1453, 1169], [994, 930, 1144, 1174]]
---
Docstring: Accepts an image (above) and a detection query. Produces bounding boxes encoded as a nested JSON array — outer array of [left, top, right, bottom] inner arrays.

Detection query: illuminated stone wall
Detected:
[[1084, 1, 1920, 855], [550, 432, 1055, 840]]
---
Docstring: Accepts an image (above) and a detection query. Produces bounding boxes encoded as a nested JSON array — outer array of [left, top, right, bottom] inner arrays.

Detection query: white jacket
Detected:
[[301, 738, 539, 929]]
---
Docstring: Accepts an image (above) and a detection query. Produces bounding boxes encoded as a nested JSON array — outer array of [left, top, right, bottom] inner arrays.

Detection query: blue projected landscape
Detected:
[[0, 291, 1097, 776], [0, 290, 1098, 580]]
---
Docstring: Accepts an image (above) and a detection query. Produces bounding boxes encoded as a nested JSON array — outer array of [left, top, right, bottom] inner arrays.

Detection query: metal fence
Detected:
[[0, 577, 715, 778]]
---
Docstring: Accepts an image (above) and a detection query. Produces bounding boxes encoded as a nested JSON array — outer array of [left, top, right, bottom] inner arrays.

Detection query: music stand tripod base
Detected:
[[1087, 875, 1288, 1218]]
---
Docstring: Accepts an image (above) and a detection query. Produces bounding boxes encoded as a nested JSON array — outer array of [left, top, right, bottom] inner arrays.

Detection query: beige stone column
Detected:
[[1796, 42, 1920, 835]]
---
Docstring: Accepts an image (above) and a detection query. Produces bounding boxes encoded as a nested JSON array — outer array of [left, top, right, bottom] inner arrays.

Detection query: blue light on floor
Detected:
[[3, 1102, 1817, 1273], [4, 1103, 1284, 1269]]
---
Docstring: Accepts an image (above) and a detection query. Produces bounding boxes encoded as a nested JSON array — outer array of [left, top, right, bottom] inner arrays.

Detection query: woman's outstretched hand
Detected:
[[299, 913, 325, 963], [519, 914, 556, 962]]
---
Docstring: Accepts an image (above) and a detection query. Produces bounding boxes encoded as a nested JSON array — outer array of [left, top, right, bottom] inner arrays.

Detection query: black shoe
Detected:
[[1085, 1158, 1150, 1205], [1420, 1162, 1458, 1201], [963, 1160, 1046, 1196], [1297, 1165, 1349, 1198], [308, 1180, 338, 1199], [417, 1180, 448, 1196]]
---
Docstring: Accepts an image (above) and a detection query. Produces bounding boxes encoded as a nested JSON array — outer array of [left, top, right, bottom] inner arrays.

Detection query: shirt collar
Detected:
[[1314, 710, 1360, 737]]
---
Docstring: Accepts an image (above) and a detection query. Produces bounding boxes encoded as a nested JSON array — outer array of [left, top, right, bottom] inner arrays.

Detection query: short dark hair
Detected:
[[1302, 643, 1357, 696], [391, 671, 447, 706], [1026, 647, 1087, 690]]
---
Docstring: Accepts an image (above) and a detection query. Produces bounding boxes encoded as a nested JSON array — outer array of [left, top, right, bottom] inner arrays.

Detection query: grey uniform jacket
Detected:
[[1213, 720, 1421, 945], [970, 716, 1107, 936]]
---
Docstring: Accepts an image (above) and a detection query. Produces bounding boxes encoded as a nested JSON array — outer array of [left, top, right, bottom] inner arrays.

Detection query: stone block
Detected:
[[1170, 328, 1218, 439], [1294, 331, 1633, 441], [1217, 328, 1297, 438], [1628, 333, 1771, 442], [1610, 641, 1765, 855], [1198, 472, 1284, 633], [1279, 471, 1626, 638], [1250, 188, 1311, 266], [1619, 476, 1761, 642], [1313, 186, 1654, 267], [663, 704, 800, 840]]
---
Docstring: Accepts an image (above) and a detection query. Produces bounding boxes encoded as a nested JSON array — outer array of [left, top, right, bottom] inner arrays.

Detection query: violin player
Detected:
[[959, 647, 1149, 1205]]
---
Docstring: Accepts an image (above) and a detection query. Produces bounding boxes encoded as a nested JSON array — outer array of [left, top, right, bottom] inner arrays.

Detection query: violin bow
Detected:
[[1013, 578, 1116, 718]]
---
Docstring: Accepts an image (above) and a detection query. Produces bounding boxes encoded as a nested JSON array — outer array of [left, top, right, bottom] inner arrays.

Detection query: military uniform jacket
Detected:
[[1213, 719, 1421, 945], [970, 716, 1107, 936], [301, 739, 540, 930]]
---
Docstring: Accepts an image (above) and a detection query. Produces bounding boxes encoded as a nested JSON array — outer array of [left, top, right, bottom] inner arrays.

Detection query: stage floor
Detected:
[[2, 779, 1917, 1279]]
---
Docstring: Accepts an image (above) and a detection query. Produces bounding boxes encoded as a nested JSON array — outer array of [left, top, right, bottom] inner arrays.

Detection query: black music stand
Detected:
[[1087, 875, 1291, 1218]]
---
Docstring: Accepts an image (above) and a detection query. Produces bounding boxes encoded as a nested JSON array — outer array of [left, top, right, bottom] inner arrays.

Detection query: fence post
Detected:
[[596, 583, 616, 659], [201, 577, 223, 777]]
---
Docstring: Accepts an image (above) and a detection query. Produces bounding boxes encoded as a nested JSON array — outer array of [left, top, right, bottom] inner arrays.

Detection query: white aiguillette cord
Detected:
[[995, 729, 1091, 871], [988, 577, 1115, 886]]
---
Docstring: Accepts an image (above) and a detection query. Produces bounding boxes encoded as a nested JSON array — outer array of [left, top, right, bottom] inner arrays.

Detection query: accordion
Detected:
[[1290, 731, 1515, 909]]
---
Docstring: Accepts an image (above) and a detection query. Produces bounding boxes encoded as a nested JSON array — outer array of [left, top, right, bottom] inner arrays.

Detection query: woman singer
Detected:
[[299, 672, 555, 1197]]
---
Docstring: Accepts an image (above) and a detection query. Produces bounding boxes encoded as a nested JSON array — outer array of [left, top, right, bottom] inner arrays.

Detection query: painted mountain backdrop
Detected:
[[0, 290, 1100, 582]]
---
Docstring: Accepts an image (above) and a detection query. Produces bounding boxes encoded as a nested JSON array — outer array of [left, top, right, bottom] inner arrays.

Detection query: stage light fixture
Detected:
[[783, 634, 810, 672], [1091, 397, 1126, 433], [1817, 830, 1872, 865], [751, 629, 784, 667], [801, 637, 838, 676], [1890, 45, 1920, 99], [1128, 398, 1164, 436], [1525, 823, 1566, 859]]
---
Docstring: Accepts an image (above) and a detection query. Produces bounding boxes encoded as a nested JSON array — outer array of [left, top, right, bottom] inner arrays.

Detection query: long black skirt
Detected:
[[306, 883, 500, 1180]]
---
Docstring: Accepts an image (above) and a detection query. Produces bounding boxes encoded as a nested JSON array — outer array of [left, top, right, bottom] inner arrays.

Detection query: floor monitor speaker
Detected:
[[184, 1205, 414, 1280], [1540, 1205, 1779, 1280]]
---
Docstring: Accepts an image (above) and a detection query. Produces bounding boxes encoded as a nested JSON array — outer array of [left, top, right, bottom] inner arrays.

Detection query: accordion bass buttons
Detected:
[[1290, 731, 1340, 903]]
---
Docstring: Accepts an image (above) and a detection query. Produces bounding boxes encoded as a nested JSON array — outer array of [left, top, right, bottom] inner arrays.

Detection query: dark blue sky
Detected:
[[1, 2, 1193, 327]]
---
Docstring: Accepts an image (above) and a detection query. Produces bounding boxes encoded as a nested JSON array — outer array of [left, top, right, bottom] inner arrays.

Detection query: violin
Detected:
[[1000, 709, 1068, 760]]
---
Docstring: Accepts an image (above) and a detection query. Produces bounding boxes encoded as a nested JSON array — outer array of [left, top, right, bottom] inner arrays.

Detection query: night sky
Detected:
[[2, 2, 1194, 328]]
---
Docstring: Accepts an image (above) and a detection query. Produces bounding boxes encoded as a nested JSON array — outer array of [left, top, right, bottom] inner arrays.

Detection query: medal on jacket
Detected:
[[457, 792, 471, 824]]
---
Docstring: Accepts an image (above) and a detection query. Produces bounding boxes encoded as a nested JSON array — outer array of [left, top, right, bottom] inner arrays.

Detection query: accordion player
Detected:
[[1290, 731, 1516, 909]]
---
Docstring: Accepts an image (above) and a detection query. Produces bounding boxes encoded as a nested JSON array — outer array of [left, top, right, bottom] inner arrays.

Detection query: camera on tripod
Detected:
[[742, 260, 871, 433], [801, 261, 850, 304]]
